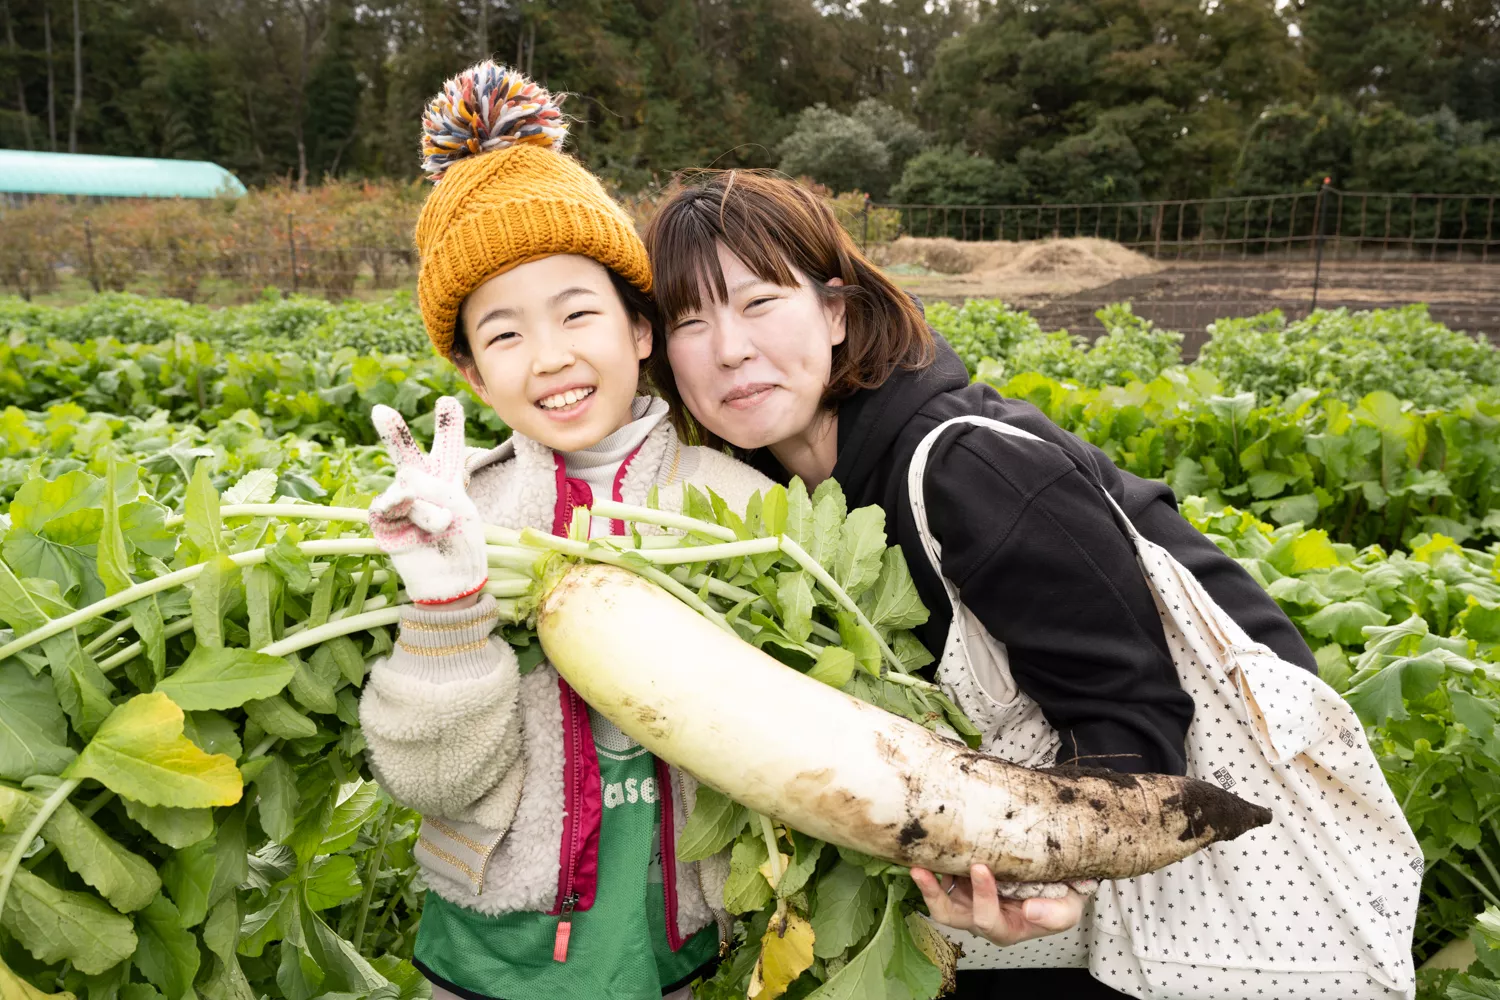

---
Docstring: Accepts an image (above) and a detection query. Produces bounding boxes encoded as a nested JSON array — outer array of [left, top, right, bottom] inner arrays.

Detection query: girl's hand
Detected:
[[911, 864, 1093, 947], [369, 397, 488, 606]]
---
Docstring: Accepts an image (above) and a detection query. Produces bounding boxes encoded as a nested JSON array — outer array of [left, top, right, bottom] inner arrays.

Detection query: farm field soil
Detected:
[[1020, 260, 1500, 354]]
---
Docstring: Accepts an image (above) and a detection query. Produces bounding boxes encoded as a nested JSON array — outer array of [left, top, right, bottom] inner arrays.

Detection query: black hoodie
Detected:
[[756, 337, 1317, 778]]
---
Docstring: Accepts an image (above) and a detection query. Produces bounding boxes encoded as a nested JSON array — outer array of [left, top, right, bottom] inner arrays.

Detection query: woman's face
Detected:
[[665, 243, 845, 451]]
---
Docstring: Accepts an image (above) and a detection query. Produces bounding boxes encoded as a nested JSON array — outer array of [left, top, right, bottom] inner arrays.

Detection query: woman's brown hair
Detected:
[[642, 170, 934, 443]]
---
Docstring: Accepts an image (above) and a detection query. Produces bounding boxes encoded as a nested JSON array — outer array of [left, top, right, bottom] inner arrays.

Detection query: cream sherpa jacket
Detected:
[[359, 405, 772, 948]]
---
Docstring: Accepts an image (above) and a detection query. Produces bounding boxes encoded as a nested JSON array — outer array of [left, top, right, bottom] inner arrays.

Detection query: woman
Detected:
[[642, 171, 1319, 998]]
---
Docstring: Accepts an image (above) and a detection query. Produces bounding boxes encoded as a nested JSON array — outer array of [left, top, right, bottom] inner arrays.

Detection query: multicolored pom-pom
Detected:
[[420, 61, 568, 182]]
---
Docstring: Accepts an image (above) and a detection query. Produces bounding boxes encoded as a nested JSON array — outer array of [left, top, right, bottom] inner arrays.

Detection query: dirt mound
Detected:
[[874, 236, 1160, 302], [1017, 241, 1094, 274]]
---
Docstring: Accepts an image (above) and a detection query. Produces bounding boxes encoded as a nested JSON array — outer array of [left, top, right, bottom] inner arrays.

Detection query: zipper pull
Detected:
[[553, 891, 579, 962]]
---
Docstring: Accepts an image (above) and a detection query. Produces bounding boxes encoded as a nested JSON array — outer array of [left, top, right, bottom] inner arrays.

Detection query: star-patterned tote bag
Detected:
[[907, 416, 1420, 999]]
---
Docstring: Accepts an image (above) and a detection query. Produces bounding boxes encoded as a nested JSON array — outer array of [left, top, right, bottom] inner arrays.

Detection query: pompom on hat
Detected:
[[414, 61, 652, 358]]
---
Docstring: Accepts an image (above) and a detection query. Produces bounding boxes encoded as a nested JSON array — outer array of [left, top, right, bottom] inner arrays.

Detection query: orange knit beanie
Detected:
[[414, 61, 651, 358]]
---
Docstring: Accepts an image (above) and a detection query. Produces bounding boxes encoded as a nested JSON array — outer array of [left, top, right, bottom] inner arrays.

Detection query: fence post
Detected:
[[861, 195, 870, 253], [83, 218, 100, 293], [287, 211, 298, 295], [1310, 178, 1330, 312]]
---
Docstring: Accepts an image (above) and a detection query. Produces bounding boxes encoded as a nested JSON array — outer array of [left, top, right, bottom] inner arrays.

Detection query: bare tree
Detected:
[[231, 0, 330, 191], [2, 0, 32, 148], [68, 0, 80, 153], [43, 0, 55, 150]]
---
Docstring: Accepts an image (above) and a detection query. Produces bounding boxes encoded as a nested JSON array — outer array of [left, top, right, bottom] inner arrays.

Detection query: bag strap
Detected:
[[906, 416, 1143, 575]]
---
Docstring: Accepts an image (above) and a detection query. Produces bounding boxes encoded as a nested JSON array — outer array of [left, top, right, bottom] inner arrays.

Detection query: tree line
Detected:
[[1, 0, 1498, 206]]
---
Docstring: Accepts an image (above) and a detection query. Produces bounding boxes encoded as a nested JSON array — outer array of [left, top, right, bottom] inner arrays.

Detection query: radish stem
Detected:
[[0, 777, 81, 924], [0, 539, 384, 663], [259, 607, 406, 658], [83, 615, 139, 654], [760, 813, 784, 888], [168, 504, 372, 528], [99, 617, 194, 673], [520, 530, 734, 634], [614, 537, 782, 565], [587, 499, 737, 542]]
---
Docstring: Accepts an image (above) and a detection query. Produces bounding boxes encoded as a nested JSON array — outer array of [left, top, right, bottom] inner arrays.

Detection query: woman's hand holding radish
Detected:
[[369, 396, 488, 607], [910, 865, 1096, 947]]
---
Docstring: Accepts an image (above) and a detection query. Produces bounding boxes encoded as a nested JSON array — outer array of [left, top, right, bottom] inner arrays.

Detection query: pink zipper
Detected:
[[549, 458, 602, 962], [657, 758, 686, 951], [546, 443, 652, 961], [551, 681, 599, 960]]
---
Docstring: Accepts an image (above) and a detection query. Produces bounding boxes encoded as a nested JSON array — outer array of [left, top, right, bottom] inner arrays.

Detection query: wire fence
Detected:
[[841, 184, 1500, 346], [869, 186, 1500, 263]]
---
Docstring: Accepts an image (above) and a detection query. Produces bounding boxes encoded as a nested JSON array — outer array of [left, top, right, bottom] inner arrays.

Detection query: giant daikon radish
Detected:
[[539, 562, 1270, 882]]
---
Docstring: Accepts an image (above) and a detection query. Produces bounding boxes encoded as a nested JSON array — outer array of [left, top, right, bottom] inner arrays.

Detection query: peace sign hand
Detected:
[[369, 397, 488, 606]]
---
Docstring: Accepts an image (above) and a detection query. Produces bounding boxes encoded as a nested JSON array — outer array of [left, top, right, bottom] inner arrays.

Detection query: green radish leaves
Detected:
[[155, 646, 296, 710], [677, 785, 750, 862], [0, 294, 1493, 999], [2, 868, 139, 974], [0, 662, 76, 779]]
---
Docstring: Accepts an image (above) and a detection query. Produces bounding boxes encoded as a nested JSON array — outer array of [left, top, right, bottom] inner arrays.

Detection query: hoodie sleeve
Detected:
[[358, 594, 526, 823], [979, 394, 1319, 674], [922, 424, 1195, 775]]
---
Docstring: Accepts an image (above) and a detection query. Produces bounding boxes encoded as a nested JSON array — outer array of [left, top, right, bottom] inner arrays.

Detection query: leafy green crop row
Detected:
[[7, 291, 1495, 412], [0, 337, 501, 449], [6, 336, 1494, 549], [991, 368, 1500, 549], [1, 291, 430, 356], [1199, 307, 1500, 410], [928, 298, 1500, 409]]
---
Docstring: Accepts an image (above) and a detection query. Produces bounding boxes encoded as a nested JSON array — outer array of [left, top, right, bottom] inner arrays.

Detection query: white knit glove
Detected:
[[369, 397, 488, 606]]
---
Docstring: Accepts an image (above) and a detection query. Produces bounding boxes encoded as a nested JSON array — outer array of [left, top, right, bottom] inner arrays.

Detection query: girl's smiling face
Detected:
[[457, 254, 652, 452]]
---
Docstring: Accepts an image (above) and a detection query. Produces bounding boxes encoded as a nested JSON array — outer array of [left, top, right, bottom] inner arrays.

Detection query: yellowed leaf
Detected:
[[0, 958, 76, 1000], [758, 851, 791, 890], [748, 906, 815, 999], [905, 912, 960, 996]]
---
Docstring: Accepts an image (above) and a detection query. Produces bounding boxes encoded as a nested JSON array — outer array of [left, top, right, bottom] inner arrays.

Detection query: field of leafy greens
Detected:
[[1, 292, 1498, 1000]]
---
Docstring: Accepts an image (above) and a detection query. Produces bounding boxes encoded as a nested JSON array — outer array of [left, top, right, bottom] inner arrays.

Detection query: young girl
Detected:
[[357, 63, 770, 1000]]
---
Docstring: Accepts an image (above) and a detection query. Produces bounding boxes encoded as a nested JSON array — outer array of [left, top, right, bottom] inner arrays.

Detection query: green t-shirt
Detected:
[[415, 713, 718, 999]]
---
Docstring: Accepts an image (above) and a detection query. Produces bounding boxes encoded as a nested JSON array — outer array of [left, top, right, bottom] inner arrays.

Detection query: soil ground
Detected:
[[883, 237, 1500, 356]]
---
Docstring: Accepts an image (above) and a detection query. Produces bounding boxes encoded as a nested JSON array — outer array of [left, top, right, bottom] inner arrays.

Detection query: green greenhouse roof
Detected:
[[0, 149, 247, 198]]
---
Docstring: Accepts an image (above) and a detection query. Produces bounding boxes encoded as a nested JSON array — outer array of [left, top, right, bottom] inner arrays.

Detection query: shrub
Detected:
[[890, 146, 1026, 206], [777, 104, 891, 198], [0, 199, 70, 299], [850, 99, 929, 182], [828, 191, 903, 245]]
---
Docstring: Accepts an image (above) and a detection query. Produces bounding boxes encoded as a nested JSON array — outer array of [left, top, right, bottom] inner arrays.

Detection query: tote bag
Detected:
[[907, 415, 1420, 999]]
